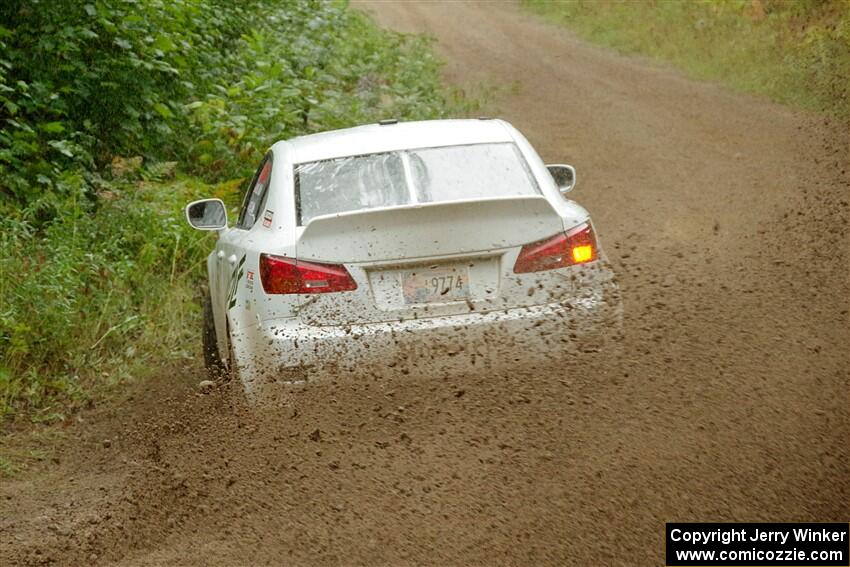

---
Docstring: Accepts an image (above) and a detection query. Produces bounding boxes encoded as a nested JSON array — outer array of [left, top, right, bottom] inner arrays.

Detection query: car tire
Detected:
[[202, 291, 227, 380]]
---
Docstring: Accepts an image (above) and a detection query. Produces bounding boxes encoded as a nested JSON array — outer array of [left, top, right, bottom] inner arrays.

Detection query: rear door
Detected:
[[213, 154, 273, 350]]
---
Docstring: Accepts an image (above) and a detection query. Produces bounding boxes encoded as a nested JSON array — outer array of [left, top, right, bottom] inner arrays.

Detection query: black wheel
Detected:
[[202, 292, 227, 380]]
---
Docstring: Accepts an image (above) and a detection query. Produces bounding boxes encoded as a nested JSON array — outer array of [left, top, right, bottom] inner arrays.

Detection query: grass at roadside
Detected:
[[523, 0, 850, 120], [1, 171, 222, 422]]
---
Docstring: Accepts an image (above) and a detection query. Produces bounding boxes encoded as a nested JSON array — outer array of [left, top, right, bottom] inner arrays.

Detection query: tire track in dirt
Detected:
[[1, 2, 847, 565]]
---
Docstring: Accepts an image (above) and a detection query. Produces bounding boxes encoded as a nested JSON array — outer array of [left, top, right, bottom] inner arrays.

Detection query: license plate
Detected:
[[401, 267, 470, 304]]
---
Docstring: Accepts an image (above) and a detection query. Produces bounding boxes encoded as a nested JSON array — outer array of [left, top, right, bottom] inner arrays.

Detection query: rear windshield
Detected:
[[295, 142, 539, 225]]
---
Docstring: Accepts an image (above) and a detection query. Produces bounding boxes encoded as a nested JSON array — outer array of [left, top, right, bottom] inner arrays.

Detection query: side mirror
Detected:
[[185, 198, 227, 231], [547, 164, 576, 194]]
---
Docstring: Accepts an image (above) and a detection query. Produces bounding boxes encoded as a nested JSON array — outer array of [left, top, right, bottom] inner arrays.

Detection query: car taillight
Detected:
[[259, 253, 357, 294], [512, 222, 598, 274]]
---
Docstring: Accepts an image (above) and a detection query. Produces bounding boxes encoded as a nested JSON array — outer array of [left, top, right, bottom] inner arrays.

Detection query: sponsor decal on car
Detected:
[[226, 254, 246, 310], [262, 210, 274, 228]]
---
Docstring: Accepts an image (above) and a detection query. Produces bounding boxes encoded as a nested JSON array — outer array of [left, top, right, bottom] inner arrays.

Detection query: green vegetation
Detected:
[[0, 0, 463, 420], [523, 0, 850, 120]]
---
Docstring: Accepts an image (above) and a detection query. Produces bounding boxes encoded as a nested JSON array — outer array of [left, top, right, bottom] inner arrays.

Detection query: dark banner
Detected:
[[666, 523, 849, 566]]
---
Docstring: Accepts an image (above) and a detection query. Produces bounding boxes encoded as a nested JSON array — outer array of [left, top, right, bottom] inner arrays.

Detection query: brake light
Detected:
[[512, 222, 598, 274], [259, 253, 357, 294]]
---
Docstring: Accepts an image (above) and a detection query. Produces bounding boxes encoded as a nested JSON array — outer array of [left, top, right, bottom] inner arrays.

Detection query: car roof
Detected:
[[276, 119, 516, 164]]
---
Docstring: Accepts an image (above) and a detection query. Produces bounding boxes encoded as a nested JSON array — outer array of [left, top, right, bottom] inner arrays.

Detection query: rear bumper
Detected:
[[233, 279, 621, 392]]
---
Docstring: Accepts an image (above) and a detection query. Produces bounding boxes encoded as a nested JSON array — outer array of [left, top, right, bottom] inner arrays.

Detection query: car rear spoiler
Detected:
[[296, 195, 564, 263]]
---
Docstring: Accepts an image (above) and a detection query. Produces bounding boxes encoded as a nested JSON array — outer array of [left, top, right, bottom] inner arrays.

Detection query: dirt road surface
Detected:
[[2, 2, 847, 565]]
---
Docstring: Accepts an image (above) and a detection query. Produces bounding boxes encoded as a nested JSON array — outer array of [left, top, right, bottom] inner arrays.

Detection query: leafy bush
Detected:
[[0, 0, 461, 418], [179, 0, 455, 179], [1, 0, 251, 217]]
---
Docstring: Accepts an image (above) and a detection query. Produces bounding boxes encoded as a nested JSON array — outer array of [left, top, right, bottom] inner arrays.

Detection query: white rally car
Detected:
[[186, 119, 620, 399]]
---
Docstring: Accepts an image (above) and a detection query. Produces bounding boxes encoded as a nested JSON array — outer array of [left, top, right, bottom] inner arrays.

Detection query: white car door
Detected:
[[212, 154, 274, 359]]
